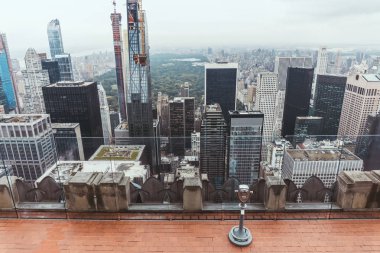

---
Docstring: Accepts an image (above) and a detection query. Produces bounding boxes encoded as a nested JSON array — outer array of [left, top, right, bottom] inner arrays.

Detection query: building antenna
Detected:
[[113, 0, 117, 13]]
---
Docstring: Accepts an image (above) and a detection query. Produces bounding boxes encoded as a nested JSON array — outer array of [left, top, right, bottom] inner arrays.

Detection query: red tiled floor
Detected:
[[0, 219, 380, 252]]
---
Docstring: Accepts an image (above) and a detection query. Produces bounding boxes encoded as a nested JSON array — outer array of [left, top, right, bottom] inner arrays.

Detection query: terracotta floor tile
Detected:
[[0, 219, 380, 252]]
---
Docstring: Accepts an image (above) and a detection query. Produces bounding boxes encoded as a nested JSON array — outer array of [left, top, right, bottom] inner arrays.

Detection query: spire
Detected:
[[113, 0, 116, 13]]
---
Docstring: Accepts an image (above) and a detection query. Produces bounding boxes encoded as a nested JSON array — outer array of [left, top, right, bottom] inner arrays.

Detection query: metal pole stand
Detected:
[[228, 185, 253, 247]]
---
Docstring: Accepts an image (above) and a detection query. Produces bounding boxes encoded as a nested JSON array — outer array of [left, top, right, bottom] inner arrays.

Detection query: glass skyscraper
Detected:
[[205, 62, 238, 121], [228, 111, 264, 184], [126, 0, 155, 169], [0, 34, 17, 112], [282, 67, 314, 137], [47, 19, 64, 59]]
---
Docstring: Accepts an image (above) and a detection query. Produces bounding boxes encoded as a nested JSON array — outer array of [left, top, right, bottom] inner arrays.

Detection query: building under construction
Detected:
[[110, 1, 127, 120], [126, 0, 155, 170]]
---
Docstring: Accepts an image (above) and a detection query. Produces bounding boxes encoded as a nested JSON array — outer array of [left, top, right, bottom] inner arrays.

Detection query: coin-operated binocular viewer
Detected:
[[228, 184, 253, 247]]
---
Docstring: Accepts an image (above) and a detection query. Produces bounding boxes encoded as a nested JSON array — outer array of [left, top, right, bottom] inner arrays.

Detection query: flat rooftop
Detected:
[[46, 81, 94, 87], [205, 62, 238, 69], [51, 123, 79, 129], [36, 160, 149, 184], [89, 145, 145, 161], [0, 114, 45, 124], [363, 74, 380, 82], [287, 148, 360, 161], [1, 219, 380, 253]]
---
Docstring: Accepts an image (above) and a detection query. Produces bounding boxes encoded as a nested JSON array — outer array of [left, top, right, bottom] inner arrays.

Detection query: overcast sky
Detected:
[[2, 0, 380, 59]]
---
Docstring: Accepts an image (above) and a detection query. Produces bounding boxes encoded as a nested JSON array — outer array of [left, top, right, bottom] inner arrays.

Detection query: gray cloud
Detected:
[[1, 0, 379, 59]]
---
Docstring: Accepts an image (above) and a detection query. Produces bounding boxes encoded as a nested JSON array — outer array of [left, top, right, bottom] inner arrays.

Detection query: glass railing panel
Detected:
[[1, 133, 379, 220]]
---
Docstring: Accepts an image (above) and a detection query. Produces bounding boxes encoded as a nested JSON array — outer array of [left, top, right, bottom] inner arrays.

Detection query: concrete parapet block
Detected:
[[183, 177, 202, 211], [264, 176, 286, 210], [0, 176, 19, 209], [337, 171, 373, 209], [63, 172, 102, 211], [365, 170, 380, 208], [95, 172, 130, 212]]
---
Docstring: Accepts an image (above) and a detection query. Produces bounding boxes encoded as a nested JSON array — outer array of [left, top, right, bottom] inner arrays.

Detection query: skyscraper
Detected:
[[200, 104, 227, 188], [338, 74, 380, 139], [41, 59, 61, 84], [157, 92, 169, 137], [98, 84, 112, 145], [0, 34, 17, 112], [256, 72, 278, 145], [228, 111, 264, 184], [274, 57, 313, 90], [205, 62, 238, 120], [47, 19, 74, 81], [0, 114, 57, 181], [312, 47, 328, 98], [355, 113, 380, 171], [22, 48, 50, 114], [42, 81, 103, 159], [47, 19, 64, 59], [293, 116, 323, 144], [52, 123, 85, 161], [314, 74, 347, 137], [55, 54, 74, 81], [111, 2, 127, 120], [180, 82, 190, 97], [282, 67, 314, 137], [126, 0, 155, 169], [169, 97, 195, 156]]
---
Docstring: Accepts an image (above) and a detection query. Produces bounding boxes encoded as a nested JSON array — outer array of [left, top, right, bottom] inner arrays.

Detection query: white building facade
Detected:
[[22, 48, 50, 114], [282, 149, 363, 188]]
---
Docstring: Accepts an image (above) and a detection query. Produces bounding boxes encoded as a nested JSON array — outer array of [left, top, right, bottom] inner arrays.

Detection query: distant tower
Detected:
[[157, 92, 170, 137], [180, 82, 190, 97], [47, 19, 64, 59], [314, 74, 347, 137], [22, 48, 50, 113], [0, 33, 18, 112], [256, 72, 278, 146], [282, 67, 314, 137], [41, 60, 61, 84], [312, 47, 328, 97], [98, 84, 112, 145], [47, 19, 73, 81], [111, 1, 127, 120], [205, 62, 238, 120], [126, 0, 155, 169], [274, 57, 312, 90]]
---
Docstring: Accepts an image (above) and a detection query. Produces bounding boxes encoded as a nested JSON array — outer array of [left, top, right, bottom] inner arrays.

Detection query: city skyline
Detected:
[[2, 0, 380, 59]]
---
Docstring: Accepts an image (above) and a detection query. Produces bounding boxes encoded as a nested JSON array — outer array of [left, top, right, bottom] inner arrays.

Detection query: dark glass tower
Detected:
[[126, 0, 155, 169], [356, 113, 380, 171], [314, 74, 347, 137], [169, 97, 195, 156], [293, 116, 323, 144], [200, 104, 227, 189], [282, 67, 314, 137], [41, 60, 61, 84], [42, 81, 103, 159], [205, 63, 238, 120]]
